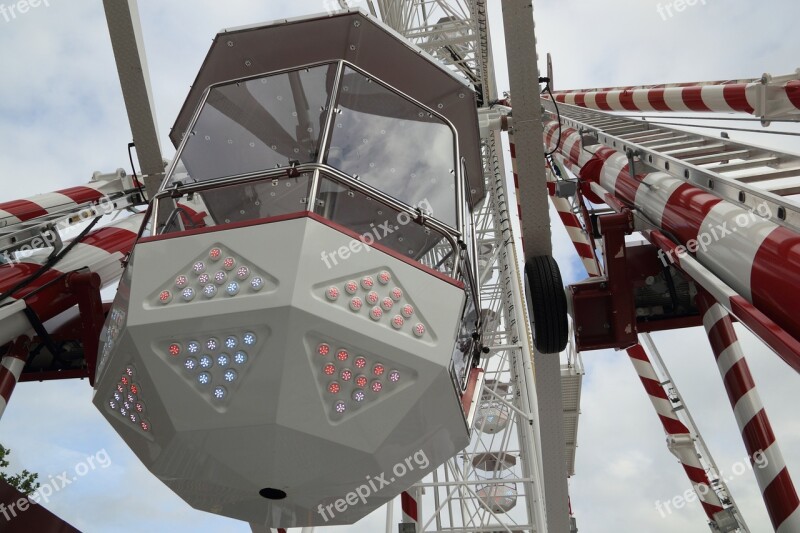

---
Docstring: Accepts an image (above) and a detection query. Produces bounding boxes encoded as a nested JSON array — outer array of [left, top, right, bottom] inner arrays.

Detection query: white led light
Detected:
[[250, 277, 264, 291], [243, 332, 256, 346], [199, 355, 213, 369], [213, 386, 227, 399], [352, 390, 366, 402], [187, 341, 200, 354], [234, 351, 248, 364], [198, 273, 210, 284], [182, 287, 196, 302], [197, 372, 212, 385], [129, 413, 139, 423], [214, 271, 228, 285], [334, 401, 347, 414], [236, 266, 250, 280], [192, 261, 206, 275], [113, 392, 122, 402], [226, 281, 240, 296], [175, 275, 188, 289], [120, 408, 128, 417], [389, 370, 400, 383], [185, 357, 198, 371], [108, 400, 117, 410], [225, 336, 238, 349], [206, 338, 219, 351], [217, 353, 230, 366], [203, 284, 217, 298], [224, 369, 237, 382]]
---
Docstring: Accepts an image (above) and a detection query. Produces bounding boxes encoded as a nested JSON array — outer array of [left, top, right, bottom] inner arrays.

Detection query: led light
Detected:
[[350, 297, 363, 311], [182, 287, 196, 302], [414, 323, 425, 337], [193, 261, 206, 275], [198, 273, 210, 284], [168, 343, 181, 357], [323, 363, 336, 376], [371, 380, 383, 393], [391, 287, 403, 301], [354, 357, 367, 369], [370, 307, 383, 321], [158, 290, 172, 305], [226, 282, 240, 296], [203, 284, 217, 298], [378, 271, 391, 284], [402, 305, 414, 318], [108, 400, 117, 409], [217, 353, 230, 366], [334, 401, 346, 414], [140, 420, 150, 432], [113, 392, 122, 402], [355, 375, 368, 388], [197, 372, 212, 385], [352, 390, 366, 402], [336, 349, 349, 362], [135, 402, 145, 413], [213, 386, 227, 399], [366, 291, 379, 305], [187, 341, 200, 354], [209, 248, 222, 261], [373, 364, 385, 376], [214, 271, 228, 285], [243, 332, 256, 346], [223, 257, 236, 271], [127, 393, 136, 404], [175, 275, 188, 289], [225, 336, 238, 349], [185, 357, 198, 371], [340, 369, 353, 381], [250, 277, 264, 291], [207, 338, 219, 351], [116, 384, 124, 393], [120, 408, 128, 417], [328, 382, 340, 394], [130, 384, 139, 395], [389, 370, 400, 383], [121, 376, 130, 385], [129, 413, 138, 423], [199, 355, 213, 369], [344, 281, 358, 295], [326, 286, 340, 301], [224, 369, 238, 383], [123, 401, 131, 410], [392, 315, 405, 329], [236, 266, 250, 280], [125, 366, 135, 377], [234, 351, 248, 364], [318, 343, 330, 356], [361, 276, 374, 289], [381, 298, 394, 312]]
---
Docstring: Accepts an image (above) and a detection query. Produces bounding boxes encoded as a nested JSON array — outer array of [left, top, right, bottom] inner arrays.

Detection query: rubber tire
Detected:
[[525, 256, 569, 354]]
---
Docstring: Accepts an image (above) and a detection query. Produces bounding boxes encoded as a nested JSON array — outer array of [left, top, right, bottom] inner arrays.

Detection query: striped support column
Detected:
[[401, 490, 418, 531], [542, 117, 800, 371], [0, 336, 30, 420], [696, 290, 800, 533], [550, 77, 800, 120], [627, 344, 725, 521]]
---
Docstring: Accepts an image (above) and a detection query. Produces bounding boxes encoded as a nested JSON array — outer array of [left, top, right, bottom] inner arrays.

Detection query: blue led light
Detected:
[[185, 357, 198, 371], [250, 277, 264, 291], [225, 336, 238, 349], [234, 351, 247, 364], [199, 355, 213, 369], [206, 338, 218, 351], [224, 369, 237, 383], [217, 353, 230, 366], [203, 284, 217, 298], [243, 332, 256, 346], [197, 372, 212, 385], [187, 341, 200, 354], [213, 386, 226, 399], [226, 281, 240, 296]]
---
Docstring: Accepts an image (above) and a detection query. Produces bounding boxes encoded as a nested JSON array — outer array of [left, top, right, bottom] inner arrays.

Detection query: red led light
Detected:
[[130, 384, 139, 394], [120, 376, 129, 385], [373, 364, 385, 376], [175, 275, 188, 288], [140, 421, 150, 431], [326, 286, 340, 301], [370, 307, 383, 321], [355, 375, 368, 388], [414, 323, 425, 337], [328, 382, 341, 394], [371, 381, 383, 393], [361, 276, 374, 289], [159, 290, 171, 304], [366, 291, 379, 305], [209, 248, 222, 261], [336, 349, 349, 362], [402, 305, 414, 318], [318, 343, 330, 356], [168, 343, 181, 356], [391, 288, 403, 301], [350, 297, 363, 311], [381, 297, 394, 311], [340, 369, 353, 381], [378, 271, 391, 284], [392, 315, 405, 329], [354, 357, 367, 369], [344, 281, 358, 294], [323, 364, 336, 376], [223, 257, 236, 270]]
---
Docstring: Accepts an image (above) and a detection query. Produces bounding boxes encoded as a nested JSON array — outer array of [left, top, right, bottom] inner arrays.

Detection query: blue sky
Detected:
[[1, 0, 799, 532]]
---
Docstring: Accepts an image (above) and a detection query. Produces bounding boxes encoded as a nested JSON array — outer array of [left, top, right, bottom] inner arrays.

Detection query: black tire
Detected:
[[524, 256, 568, 354]]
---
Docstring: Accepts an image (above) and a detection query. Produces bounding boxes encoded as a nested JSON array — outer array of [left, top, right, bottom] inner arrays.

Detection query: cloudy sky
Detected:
[[1, 0, 799, 532]]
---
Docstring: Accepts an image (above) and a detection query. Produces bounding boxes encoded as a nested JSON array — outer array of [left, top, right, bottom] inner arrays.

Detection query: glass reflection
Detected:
[[326, 67, 457, 227]]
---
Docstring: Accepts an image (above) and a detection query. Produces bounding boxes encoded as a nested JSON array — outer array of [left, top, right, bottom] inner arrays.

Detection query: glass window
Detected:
[[326, 67, 458, 227], [170, 64, 338, 185]]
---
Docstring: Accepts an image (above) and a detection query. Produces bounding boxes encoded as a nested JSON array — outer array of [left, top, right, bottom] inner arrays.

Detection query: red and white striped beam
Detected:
[[696, 291, 800, 533], [542, 117, 800, 372], [0, 336, 30, 420], [549, 75, 800, 121], [627, 343, 726, 522], [401, 490, 419, 530], [0, 215, 143, 347]]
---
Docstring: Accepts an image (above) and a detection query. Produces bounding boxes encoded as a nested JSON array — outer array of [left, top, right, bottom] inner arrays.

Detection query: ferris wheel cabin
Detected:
[[92, 11, 486, 528]]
